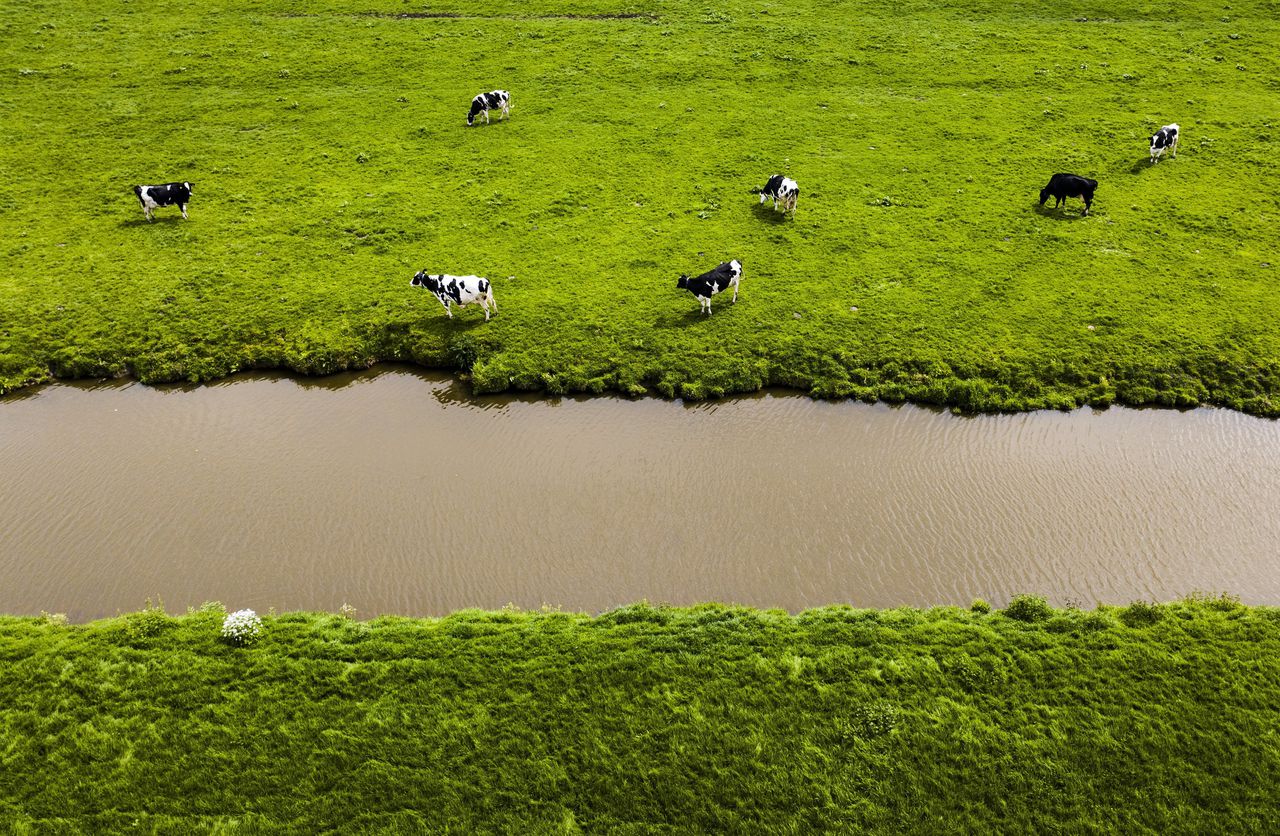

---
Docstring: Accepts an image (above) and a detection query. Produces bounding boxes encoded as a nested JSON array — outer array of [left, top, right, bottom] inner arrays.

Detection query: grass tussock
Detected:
[[0, 598, 1277, 830], [1, 0, 1278, 412]]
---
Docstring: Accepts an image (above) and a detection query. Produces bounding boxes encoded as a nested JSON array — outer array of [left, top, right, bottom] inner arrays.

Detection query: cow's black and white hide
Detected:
[[758, 174, 799, 216], [133, 182, 193, 221], [1039, 173, 1098, 216], [1150, 123, 1179, 164], [676, 259, 742, 314], [467, 90, 511, 126], [410, 271, 497, 320]]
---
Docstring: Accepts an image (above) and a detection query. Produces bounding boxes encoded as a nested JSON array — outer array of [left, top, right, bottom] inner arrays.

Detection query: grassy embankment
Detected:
[[1, 598, 1278, 831], [2, 0, 1278, 411]]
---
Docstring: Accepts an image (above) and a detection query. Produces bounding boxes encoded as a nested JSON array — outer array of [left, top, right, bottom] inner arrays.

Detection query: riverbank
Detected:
[[2, 599, 1277, 830], [2, 0, 1278, 413]]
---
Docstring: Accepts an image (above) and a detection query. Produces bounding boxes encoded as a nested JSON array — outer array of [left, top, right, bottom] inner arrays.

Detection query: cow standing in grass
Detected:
[[411, 271, 497, 321], [1150, 123, 1179, 163], [758, 174, 799, 216], [677, 259, 742, 314], [467, 90, 511, 126], [133, 182, 193, 221], [1039, 173, 1098, 217]]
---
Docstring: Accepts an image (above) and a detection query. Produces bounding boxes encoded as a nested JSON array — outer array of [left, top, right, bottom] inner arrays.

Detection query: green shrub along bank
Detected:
[[1, 598, 1278, 831], [3, 0, 1278, 412]]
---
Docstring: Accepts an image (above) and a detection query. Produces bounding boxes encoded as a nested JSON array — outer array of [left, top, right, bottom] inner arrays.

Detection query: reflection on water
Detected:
[[2, 367, 1279, 621]]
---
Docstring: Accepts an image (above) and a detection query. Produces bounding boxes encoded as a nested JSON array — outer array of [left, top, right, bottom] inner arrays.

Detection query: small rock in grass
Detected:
[[793, 312, 802, 319], [850, 306, 858, 312]]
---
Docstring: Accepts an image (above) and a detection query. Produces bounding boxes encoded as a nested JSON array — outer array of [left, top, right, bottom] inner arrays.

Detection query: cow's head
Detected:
[[1039, 185, 1051, 205], [184, 182, 193, 194], [676, 275, 690, 290]]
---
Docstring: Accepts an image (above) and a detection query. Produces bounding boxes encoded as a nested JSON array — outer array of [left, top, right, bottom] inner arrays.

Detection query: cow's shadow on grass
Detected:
[[118, 216, 186, 229], [655, 306, 735, 328], [1129, 157, 1156, 174], [1034, 203, 1088, 222], [437, 314, 491, 332], [752, 203, 791, 224]]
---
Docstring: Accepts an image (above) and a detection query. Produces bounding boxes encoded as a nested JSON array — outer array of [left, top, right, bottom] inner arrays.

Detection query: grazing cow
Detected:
[[133, 182, 193, 221], [467, 90, 511, 126], [1150, 123, 1179, 163], [676, 259, 742, 315], [410, 270, 497, 320], [1039, 173, 1098, 216], [759, 174, 799, 216]]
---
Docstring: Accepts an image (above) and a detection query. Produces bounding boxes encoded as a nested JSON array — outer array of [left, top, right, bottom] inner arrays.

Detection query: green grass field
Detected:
[[2, 598, 1278, 831], [2, 0, 1278, 411]]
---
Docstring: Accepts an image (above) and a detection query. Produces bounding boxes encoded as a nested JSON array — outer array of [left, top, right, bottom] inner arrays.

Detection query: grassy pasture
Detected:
[[1, 0, 1278, 411], [2, 599, 1278, 831]]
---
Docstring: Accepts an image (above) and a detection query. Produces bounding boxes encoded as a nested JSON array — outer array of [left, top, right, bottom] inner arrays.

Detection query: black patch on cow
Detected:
[[134, 182, 193, 208], [678, 261, 739, 298], [761, 174, 785, 198], [444, 278, 463, 303]]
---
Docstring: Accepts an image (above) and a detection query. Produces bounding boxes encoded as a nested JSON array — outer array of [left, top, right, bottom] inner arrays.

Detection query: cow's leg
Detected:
[[180, 203, 188, 219], [488, 292, 497, 313], [1171, 137, 1178, 158], [732, 283, 739, 303], [482, 300, 491, 321], [440, 298, 452, 318]]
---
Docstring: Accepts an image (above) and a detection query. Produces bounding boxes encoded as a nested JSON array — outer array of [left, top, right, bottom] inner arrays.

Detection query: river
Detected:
[[2, 367, 1277, 620]]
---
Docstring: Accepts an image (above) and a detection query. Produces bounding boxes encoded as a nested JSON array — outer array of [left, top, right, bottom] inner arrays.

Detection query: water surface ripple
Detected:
[[2, 368, 1278, 620]]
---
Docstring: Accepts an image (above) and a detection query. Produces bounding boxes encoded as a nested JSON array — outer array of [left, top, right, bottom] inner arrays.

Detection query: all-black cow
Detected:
[[1039, 173, 1097, 217], [467, 90, 511, 126], [134, 182, 193, 221], [676, 259, 742, 315], [1150, 123, 1179, 164]]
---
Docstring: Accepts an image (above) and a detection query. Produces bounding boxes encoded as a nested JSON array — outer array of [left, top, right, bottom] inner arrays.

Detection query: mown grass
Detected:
[[1, 598, 1277, 831], [1, 0, 1278, 411]]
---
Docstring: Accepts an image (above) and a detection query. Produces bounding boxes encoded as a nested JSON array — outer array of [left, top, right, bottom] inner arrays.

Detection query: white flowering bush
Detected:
[[221, 609, 264, 646]]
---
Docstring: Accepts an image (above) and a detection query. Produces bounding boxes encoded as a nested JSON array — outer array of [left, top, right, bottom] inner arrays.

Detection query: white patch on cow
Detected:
[[138, 188, 158, 220], [777, 178, 799, 216]]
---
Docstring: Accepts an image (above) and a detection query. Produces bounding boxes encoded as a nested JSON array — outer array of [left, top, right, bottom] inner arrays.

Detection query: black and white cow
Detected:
[[133, 182, 193, 221], [467, 90, 511, 126], [676, 259, 742, 314], [1149, 123, 1179, 163], [1039, 173, 1098, 216], [411, 270, 497, 320], [759, 174, 799, 216]]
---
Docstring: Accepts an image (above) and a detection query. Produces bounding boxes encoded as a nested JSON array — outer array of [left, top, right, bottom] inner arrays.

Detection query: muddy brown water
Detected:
[[2, 367, 1278, 621]]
